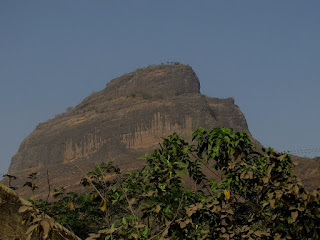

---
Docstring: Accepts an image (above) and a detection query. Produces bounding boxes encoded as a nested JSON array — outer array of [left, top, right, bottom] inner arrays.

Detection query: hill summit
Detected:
[[6, 63, 253, 197], [104, 63, 200, 98]]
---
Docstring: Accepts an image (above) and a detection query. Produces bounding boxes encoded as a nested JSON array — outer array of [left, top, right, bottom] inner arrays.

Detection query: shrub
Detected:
[[141, 92, 152, 100], [156, 94, 164, 100], [32, 128, 320, 239], [129, 92, 136, 98], [66, 106, 74, 114]]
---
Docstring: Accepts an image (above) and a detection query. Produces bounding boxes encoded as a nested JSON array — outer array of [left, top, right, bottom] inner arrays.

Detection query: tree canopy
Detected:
[[25, 127, 320, 239]]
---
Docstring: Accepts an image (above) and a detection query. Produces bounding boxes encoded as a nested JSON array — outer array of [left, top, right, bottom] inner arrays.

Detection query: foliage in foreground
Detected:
[[33, 127, 320, 239]]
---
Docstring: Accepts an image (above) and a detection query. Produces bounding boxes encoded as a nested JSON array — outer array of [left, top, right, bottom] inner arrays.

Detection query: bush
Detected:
[[129, 92, 136, 98], [141, 92, 152, 100], [66, 106, 74, 114], [33, 128, 320, 239], [156, 94, 164, 100]]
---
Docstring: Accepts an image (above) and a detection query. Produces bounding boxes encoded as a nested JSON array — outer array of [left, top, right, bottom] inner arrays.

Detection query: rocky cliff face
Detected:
[[5, 64, 251, 197], [7, 63, 315, 197]]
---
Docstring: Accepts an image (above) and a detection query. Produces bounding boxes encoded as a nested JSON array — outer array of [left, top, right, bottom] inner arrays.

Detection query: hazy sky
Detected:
[[1, 1, 320, 177]]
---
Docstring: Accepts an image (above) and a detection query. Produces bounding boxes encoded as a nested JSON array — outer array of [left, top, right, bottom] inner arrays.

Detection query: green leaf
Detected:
[[100, 200, 107, 212], [224, 189, 231, 200]]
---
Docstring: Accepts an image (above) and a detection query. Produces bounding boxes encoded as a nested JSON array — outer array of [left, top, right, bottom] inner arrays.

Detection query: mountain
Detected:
[[3, 63, 318, 197]]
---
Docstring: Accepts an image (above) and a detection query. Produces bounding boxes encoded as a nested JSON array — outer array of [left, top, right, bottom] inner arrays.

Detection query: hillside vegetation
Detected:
[[20, 127, 320, 239]]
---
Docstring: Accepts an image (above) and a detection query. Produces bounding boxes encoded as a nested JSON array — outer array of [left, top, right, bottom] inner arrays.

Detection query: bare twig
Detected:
[[66, 159, 111, 228], [45, 169, 51, 203], [190, 152, 222, 179], [148, 195, 184, 240], [66, 160, 105, 201], [117, 180, 137, 219], [0, 235, 20, 240]]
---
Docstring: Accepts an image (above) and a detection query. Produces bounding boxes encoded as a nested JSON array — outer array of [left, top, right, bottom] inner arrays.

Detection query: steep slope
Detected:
[[5, 63, 316, 197]]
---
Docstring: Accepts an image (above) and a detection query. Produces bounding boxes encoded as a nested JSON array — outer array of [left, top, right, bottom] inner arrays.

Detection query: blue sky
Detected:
[[1, 1, 320, 177]]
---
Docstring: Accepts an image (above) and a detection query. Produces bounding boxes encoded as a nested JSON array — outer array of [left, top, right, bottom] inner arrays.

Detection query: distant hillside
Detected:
[[292, 156, 320, 189], [2, 63, 319, 197]]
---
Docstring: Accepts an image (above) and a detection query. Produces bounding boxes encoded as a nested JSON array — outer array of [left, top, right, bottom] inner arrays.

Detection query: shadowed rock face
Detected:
[[6, 63, 316, 197]]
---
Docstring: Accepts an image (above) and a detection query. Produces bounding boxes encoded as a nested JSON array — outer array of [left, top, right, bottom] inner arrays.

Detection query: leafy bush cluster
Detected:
[[313, 156, 320, 161], [128, 92, 152, 100], [32, 128, 320, 239]]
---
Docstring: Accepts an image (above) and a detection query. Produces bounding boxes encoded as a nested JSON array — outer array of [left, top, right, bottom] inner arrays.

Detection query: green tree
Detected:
[[33, 128, 320, 239]]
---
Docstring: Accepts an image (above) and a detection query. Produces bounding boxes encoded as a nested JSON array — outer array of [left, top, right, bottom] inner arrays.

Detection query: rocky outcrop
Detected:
[[103, 64, 200, 98], [5, 63, 316, 197]]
